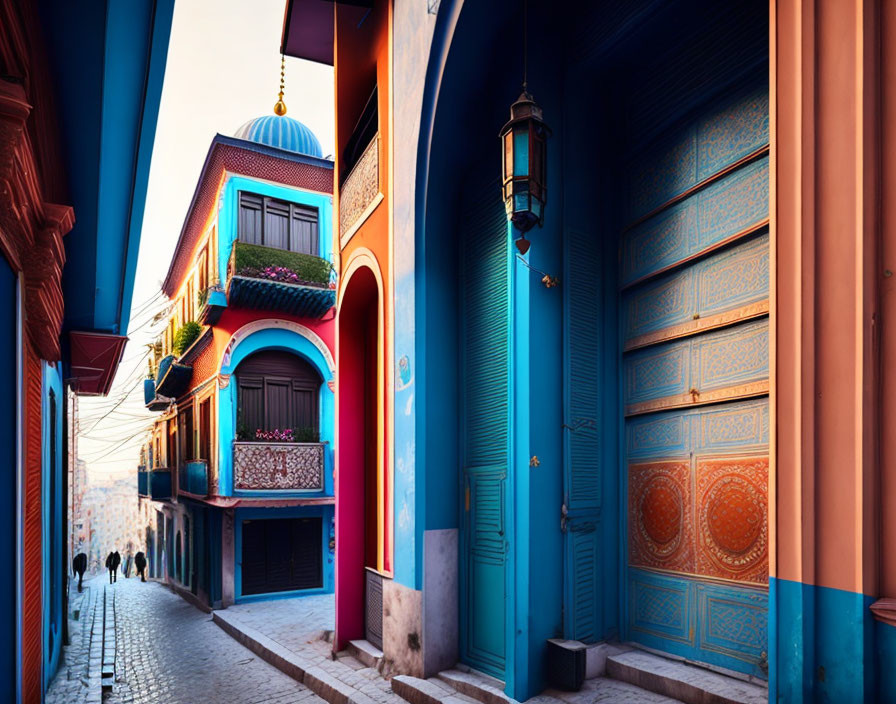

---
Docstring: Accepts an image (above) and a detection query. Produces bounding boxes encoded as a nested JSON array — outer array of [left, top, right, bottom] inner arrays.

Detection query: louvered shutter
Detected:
[[238, 193, 263, 244], [563, 228, 603, 642], [264, 199, 290, 250]]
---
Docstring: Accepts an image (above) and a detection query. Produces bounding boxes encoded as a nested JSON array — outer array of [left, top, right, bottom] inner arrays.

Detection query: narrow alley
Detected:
[[5, 0, 896, 702]]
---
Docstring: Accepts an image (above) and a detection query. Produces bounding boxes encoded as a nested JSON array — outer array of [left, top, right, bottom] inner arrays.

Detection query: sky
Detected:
[[75, 0, 335, 479]]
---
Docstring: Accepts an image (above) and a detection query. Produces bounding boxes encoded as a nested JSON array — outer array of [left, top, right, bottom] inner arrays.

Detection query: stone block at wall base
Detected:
[[384, 578, 424, 677]]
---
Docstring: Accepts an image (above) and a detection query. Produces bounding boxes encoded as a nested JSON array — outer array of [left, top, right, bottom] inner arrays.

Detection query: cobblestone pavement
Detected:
[[51, 576, 325, 704]]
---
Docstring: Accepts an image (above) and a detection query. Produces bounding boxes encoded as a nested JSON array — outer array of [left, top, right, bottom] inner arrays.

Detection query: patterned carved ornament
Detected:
[[233, 441, 324, 491], [339, 135, 379, 238]]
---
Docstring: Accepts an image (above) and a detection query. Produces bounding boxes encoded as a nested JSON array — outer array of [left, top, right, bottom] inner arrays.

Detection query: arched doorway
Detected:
[[336, 263, 382, 649], [419, 0, 770, 694]]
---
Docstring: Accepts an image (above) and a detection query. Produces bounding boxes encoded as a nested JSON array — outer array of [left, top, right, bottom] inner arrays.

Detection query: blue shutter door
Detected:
[[563, 227, 603, 643], [460, 178, 511, 679]]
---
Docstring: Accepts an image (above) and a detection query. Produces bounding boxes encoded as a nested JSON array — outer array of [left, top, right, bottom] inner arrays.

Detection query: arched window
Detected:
[[235, 350, 322, 441]]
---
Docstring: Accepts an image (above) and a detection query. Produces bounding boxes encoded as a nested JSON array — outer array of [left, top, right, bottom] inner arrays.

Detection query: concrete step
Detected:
[[347, 639, 384, 670], [606, 650, 767, 704]]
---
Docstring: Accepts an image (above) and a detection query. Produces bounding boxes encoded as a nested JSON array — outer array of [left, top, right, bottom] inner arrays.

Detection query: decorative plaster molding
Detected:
[[871, 599, 896, 628], [220, 318, 335, 376]]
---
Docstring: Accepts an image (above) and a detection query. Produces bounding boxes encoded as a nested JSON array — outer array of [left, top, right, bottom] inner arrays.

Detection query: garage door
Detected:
[[241, 517, 322, 596]]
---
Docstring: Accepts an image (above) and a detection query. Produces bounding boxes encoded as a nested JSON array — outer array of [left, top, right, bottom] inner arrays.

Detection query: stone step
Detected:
[[606, 650, 767, 704], [347, 639, 384, 670], [399, 668, 681, 704], [392, 675, 481, 704], [436, 669, 514, 704]]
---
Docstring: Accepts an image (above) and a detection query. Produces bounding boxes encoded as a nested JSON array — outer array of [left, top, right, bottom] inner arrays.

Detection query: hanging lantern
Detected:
[[500, 90, 550, 237]]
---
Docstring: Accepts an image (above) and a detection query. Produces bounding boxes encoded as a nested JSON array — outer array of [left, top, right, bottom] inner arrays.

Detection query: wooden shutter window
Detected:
[[237, 191, 319, 256], [236, 351, 322, 435]]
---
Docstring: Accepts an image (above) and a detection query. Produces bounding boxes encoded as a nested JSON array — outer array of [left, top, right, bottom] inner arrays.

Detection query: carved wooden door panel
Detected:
[[621, 82, 770, 678]]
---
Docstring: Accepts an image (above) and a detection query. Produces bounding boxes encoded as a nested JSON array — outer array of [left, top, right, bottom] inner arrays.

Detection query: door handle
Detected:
[[560, 502, 568, 534]]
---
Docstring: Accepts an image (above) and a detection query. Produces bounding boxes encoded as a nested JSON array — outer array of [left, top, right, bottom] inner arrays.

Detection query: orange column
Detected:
[[774, 0, 883, 700]]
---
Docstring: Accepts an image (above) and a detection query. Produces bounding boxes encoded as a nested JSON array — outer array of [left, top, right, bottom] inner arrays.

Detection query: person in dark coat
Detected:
[[106, 551, 121, 584], [72, 553, 87, 592], [135, 551, 147, 582]]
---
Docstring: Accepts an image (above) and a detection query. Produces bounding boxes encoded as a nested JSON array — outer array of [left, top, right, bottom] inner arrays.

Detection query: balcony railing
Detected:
[[232, 442, 324, 492], [226, 242, 335, 319], [179, 460, 209, 496], [138, 467, 172, 501], [339, 134, 379, 242]]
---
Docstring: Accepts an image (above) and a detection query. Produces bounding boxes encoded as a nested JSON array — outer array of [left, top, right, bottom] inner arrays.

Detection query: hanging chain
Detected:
[[274, 54, 287, 115], [523, 0, 528, 92]]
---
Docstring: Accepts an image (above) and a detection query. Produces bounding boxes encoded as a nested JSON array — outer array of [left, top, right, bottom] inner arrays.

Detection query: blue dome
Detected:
[[234, 114, 323, 158]]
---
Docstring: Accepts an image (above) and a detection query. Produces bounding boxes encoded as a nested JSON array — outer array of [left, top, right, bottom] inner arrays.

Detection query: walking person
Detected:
[[72, 553, 87, 592], [135, 551, 147, 582], [106, 551, 121, 584]]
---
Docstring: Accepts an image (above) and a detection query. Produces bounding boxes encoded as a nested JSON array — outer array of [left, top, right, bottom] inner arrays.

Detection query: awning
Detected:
[[68, 331, 128, 396], [280, 0, 372, 65]]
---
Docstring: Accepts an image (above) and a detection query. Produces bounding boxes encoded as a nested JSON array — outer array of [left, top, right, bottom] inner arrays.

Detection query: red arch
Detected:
[[335, 264, 381, 648]]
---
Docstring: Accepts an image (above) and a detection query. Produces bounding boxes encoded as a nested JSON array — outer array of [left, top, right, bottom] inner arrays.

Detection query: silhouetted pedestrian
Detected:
[[106, 551, 121, 584], [135, 552, 147, 582], [72, 553, 87, 592]]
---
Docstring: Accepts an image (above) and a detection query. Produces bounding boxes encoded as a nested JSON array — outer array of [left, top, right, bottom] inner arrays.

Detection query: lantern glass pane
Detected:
[[503, 131, 513, 182], [532, 198, 543, 218], [513, 128, 529, 177], [514, 193, 529, 213]]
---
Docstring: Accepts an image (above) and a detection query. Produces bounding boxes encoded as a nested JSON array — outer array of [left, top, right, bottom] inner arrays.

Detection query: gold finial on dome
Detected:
[[274, 54, 287, 116]]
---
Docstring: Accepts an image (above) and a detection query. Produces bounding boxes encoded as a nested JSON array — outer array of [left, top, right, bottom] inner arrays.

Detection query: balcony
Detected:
[[154, 354, 192, 399], [226, 242, 335, 319], [179, 460, 209, 496], [198, 284, 227, 325], [138, 467, 172, 501], [339, 134, 380, 244], [232, 442, 325, 492], [143, 378, 171, 412]]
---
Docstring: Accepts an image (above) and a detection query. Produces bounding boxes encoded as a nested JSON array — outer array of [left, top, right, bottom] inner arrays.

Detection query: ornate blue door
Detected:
[[620, 82, 770, 677], [460, 178, 511, 679]]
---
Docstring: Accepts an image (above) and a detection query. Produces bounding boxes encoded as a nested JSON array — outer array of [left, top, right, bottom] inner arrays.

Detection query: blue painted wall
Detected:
[[217, 326, 335, 498], [41, 362, 64, 689], [877, 621, 896, 703], [233, 505, 335, 602], [771, 578, 877, 704]]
